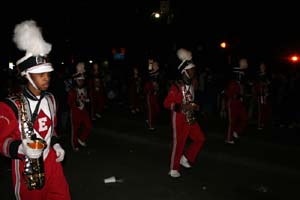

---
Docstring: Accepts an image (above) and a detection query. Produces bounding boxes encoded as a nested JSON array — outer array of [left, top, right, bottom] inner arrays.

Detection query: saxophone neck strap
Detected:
[[21, 91, 45, 124], [30, 92, 45, 124]]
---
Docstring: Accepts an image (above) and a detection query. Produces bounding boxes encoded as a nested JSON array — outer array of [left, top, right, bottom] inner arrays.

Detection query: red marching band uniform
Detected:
[[144, 58, 160, 131], [0, 20, 70, 199], [164, 48, 205, 178], [128, 66, 142, 114], [224, 58, 249, 144], [89, 62, 105, 120], [254, 62, 271, 130], [68, 63, 92, 151]]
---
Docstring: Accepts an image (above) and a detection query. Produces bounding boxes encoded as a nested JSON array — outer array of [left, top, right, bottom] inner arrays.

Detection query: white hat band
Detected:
[[21, 63, 53, 76]]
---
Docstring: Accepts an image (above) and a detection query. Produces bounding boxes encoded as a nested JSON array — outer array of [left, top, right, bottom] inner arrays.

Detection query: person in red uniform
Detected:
[[0, 20, 70, 200], [224, 58, 249, 144], [128, 65, 142, 114], [89, 62, 105, 120], [164, 48, 205, 178], [254, 62, 271, 130], [68, 63, 92, 151], [144, 57, 160, 131]]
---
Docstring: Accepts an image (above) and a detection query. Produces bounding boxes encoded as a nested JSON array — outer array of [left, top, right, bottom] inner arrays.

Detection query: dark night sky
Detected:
[[5, 0, 300, 67]]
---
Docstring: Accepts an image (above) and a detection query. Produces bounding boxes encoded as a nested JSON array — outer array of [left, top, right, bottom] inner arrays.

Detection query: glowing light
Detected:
[[151, 12, 161, 19], [289, 55, 299, 63], [9, 62, 14, 70], [103, 60, 109, 66], [220, 42, 227, 48]]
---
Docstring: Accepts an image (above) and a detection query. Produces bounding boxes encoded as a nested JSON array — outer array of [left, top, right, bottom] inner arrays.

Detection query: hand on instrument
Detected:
[[18, 138, 44, 159]]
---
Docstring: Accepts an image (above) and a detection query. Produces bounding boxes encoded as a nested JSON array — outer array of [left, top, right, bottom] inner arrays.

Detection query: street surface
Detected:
[[1, 105, 300, 200]]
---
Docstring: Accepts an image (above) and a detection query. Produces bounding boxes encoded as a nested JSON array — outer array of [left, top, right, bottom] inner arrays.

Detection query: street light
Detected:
[[220, 41, 227, 49], [151, 12, 161, 19], [220, 41, 231, 65]]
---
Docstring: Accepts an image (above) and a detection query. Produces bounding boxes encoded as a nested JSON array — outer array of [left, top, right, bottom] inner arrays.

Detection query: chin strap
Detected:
[[25, 72, 46, 93], [25, 71, 38, 90]]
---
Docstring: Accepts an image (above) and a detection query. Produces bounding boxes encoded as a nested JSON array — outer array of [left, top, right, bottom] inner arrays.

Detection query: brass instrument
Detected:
[[184, 106, 197, 125], [18, 94, 47, 190], [182, 85, 197, 125]]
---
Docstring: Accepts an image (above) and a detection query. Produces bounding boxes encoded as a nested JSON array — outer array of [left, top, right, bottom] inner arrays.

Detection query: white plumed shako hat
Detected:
[[13, 20, 53, 76], [176, 48, 195, 74]]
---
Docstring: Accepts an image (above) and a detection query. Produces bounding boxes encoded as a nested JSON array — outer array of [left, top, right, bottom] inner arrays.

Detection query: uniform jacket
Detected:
[[0, 88, 58, 160]]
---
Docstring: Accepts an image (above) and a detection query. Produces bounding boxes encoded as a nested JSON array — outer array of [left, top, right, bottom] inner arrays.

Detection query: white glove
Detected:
[[53, 144, 65, 162], [19, 138, 44, 159]]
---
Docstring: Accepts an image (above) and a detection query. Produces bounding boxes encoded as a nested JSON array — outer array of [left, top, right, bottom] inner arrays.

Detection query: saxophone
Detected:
[[18, 94, 47, 190], [182, 85, 197, 125]]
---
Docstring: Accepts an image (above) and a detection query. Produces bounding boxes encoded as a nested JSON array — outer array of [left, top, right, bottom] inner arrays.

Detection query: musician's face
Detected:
[[30, 72, 51, 91], [260, 63, 266, 72], [93, 63, 99, 74], [182, 68, 196, 85], [186, 68, 196, 80]]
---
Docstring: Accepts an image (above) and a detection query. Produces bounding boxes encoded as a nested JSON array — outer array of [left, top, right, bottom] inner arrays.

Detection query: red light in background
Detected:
[[120, 48, 126, 54], [289, 54, 299, 63]]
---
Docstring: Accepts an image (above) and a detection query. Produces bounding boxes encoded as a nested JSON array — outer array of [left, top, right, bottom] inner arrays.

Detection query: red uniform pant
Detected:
[[146, 94, 160, 128], [226, 99, 248, 141], [12, 149, 71, 200], [170, 113, 205, 171], [70, 108, 92, 149], [257, 101, 270, 128]]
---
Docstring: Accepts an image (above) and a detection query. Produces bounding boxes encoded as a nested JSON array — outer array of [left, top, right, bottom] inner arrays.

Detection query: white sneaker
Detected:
[[233, 131, 239, 139], [148, 127, 156, 131], [225, 140, 235, 144], [95, 113, 102, 118], [78, 139, 87, 147], [180, 155, 191, 168], [169, 170, 181, 178]]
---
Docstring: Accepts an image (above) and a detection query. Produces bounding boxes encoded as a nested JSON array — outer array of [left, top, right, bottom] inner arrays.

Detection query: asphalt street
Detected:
[[1, 105, 300, 200]]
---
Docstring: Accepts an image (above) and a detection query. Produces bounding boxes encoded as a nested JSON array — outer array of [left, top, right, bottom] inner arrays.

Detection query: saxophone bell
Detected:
[[22, 138, 47, 190]]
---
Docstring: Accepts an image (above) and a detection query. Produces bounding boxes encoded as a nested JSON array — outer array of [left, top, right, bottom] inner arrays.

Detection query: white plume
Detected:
[[176, 48, 192, 61], [13, 20, 52, 56]]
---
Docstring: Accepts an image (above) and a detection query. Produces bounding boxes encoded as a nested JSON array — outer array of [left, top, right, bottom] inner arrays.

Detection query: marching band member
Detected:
[[68, 62, 92, 151], [89, 62, 105, 120], [144, 57, 160, 131], [0, 20, 70, 200], [254, 62, 271, 130], [128, 65, 142, 114], [224, 58, 249, 144], [164, 48, 205, 178]]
